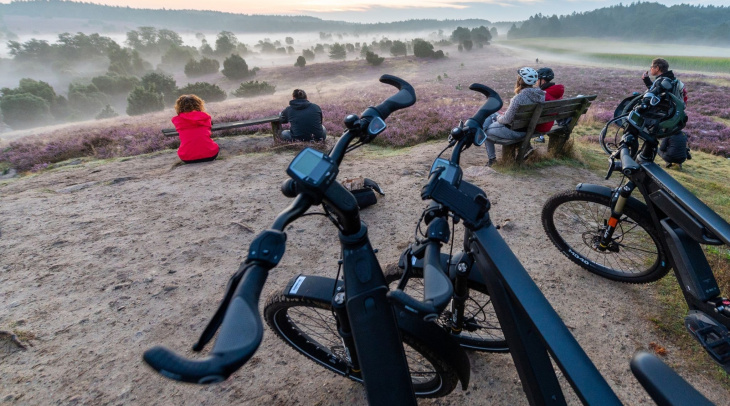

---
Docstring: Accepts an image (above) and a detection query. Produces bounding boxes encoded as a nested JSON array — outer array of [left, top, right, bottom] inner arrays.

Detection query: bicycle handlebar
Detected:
[[620, 145, 640, 175], [369, 74, 416, 120], [466, 84, 503, 126], [143, 263, 269, 384]]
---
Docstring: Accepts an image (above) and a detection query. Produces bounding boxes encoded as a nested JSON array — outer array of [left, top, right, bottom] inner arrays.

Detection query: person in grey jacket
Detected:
[[483, 67, 545, 166], [279, 89, 327, 142]]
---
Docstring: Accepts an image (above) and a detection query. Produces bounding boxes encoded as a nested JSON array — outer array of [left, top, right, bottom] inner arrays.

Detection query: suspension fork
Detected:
[[450, 255, 472, 334], [598, 181, 637, 251]]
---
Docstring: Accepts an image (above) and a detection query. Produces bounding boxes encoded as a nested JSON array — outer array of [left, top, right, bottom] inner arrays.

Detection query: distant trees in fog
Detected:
[[329, 43, 347, 60], [184, 57, 220, 78], [451, 26, 491, 51]]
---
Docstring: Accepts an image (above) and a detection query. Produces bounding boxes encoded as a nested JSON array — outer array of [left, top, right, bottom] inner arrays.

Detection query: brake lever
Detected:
[[605, 156, 617, 180]]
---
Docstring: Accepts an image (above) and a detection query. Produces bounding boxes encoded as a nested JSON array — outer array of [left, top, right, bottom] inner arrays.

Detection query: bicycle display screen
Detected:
[[287, 148, 338, 190], [430, 158, 461, 185], [368, 117, 387, 136]]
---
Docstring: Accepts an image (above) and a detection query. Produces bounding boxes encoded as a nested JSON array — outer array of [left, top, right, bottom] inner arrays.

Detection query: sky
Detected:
[[1, 0, 726, 23]]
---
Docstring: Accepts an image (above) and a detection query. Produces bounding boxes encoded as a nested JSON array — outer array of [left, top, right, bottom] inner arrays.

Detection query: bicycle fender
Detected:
[[575, 183, 649, 214], [281, 274, 471, 390]]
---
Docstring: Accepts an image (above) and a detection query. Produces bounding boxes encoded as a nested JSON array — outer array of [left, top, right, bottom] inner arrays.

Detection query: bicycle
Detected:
[[541, 83, 730, 372], [389, 83, 714, 405], [142, 75, 470, 405]]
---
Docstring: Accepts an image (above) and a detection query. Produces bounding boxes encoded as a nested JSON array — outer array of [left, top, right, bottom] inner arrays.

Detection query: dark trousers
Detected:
[[182, 153, 218, 164]]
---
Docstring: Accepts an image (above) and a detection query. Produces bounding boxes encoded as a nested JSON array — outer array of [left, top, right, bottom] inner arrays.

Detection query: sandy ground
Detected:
[[1, 133, 729, 405]]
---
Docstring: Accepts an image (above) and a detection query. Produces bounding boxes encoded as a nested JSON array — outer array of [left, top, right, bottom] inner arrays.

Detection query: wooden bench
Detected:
[[162, 115, 282, 139], [494, 94, 597, 164]]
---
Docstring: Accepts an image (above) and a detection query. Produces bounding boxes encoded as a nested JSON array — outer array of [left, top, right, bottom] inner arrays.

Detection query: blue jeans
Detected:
[[279, 126, 327, 142], [483, 113, 527, 160]]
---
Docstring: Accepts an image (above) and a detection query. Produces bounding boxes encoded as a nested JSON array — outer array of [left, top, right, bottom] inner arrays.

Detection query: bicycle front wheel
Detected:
[[385, 266, 507, 352], [542, 190, 669, 283], [263, 291, 459, 398]]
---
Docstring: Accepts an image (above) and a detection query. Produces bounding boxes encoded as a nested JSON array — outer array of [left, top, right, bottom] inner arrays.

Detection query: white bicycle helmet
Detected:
[[517, 67, 538, 85]]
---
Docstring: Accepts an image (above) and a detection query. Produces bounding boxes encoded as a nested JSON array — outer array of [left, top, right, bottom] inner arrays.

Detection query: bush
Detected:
[[413, 39, 445, 59], [302, 49, 315, 61], [141, 72, 177, 105], [365, 51, 384, 66], [329, 43, 346, 60], [92, 73, 140, 95], [390, 40, 407, 56], [231, 81, 276, 98], [221, 54, 252, 80], [177, 82, 227, 103], [0, 93, 52, 129], [184, 57, 220, 77], [126, 86, 164, 116], [295, 56, 306, 68], [68, 83, 107, 119], [161, 45, 199, 68], [96, 104, 119, 120]]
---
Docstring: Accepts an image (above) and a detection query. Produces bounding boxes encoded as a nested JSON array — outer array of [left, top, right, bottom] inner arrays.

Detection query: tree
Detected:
[[215, 31, 238, 56], [451, 27, 471, 44], [0, 93, 52, 129], [161, 45, 199, 68], [177, 82, 227, 103], [231, 81, 276, 98], [365, 51, 384, 66], [91, 73, 140, 95], [390, 40, 407, 56], [1, 78, 57, 105], [328, 43, 347, 60], [285, 37, 294, 45], [490, 27, 499, 39], [126, 86, 164, 116], [108, 43, 150, 76], [67, 83, 107, 119], [221, 54, 251, 80], [184, 57, 220, 77], [295, 56, 306, 68], [470, 26, 492, 47], [141, 72, 177, 105], [412, 39, 434, 58], [463, 40, 473, 51], [302, 49, 315, 61], [96, 104, 119, 120]]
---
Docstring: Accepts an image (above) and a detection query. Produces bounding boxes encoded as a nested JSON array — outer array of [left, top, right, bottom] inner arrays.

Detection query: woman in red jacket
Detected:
[[172, 94, 219, 163]]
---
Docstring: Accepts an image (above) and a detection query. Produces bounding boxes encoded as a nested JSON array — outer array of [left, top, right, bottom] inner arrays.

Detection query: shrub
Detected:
[[222, 54, 252, 80], [184, 57, 220, 77], [1, 78, 56, 104], [140, 72, 177, 105], [126, 86, 164, 116], [295, 56, 306, 68], [161, 45, 199, 68], [92, 73, 140, 95], [177, 82, 227, 103], [0, 93, 52, 129], [67, 83, 107, 119], [285, 37, 294, 45], [302, 49, 315, 61], [96, 104, 119, 120], [365, 51, 384, 66], [329, 43, 346, 60], [390, 40, 407, 57], [231, 81, 276, 98]]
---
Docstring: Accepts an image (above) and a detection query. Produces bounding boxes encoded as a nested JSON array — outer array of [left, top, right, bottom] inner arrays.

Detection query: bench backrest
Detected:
[[510, 95, 597, 131], [161, 115, 281, 137]]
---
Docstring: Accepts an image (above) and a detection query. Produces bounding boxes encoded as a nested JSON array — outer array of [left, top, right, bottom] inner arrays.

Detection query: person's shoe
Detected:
[[665, 163, 673, 168], [486, 158, 496, 167], [679, 163, 683, 169], [535, 135, 545, 143], [523, 147, 535, 160]]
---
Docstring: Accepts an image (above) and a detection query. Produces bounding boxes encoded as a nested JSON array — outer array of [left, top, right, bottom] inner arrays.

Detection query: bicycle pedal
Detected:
[[685, 310, 730, 369]]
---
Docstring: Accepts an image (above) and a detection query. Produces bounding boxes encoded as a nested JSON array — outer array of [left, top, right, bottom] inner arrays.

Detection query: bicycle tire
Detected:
[[263, 291, 460, 398], [384, 266, 508, 352], [542, 190, 669, 283]]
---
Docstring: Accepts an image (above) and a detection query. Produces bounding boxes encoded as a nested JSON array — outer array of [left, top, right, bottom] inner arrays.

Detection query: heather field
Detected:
[[2, 43, 730, 174]]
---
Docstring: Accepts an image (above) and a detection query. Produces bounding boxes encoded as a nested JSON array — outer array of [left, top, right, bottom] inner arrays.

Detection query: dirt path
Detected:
[[1, 135, 727, 405]]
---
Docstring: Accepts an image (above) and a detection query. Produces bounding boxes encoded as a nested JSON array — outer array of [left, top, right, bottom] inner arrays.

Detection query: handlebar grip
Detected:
[[143, 264, 268, 384], [370, 74, 416, 120], [620, 146, 640, 175], [468, 84, 504, 126]]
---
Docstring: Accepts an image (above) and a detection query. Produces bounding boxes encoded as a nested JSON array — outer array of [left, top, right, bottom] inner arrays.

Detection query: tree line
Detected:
[[507, 2, 730, 44]]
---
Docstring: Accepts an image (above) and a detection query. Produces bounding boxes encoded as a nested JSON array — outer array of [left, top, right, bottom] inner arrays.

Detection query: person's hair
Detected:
[[292, 89, 307, 100], [652, 58, 669, 73], [175, 94, 205, 114], [514, 77, 532, 94]]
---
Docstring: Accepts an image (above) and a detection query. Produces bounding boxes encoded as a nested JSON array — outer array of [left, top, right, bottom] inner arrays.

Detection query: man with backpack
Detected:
[[641, 58, 687, 103], [534, 67, 565, 144]]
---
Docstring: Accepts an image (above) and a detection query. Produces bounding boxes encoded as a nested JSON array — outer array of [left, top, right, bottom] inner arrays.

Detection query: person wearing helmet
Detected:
[[483, 67, 545, 166], [534, 67, 565, 143]]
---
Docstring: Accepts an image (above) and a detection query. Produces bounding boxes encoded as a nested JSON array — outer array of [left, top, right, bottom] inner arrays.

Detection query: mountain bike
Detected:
[[142, 75, 470, 405], [390, 83, 714, 405], [541, 86, 730, 371]]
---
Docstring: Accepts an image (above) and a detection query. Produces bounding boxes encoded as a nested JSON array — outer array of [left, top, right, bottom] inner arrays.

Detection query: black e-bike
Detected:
[[142, 75, 470, 405]]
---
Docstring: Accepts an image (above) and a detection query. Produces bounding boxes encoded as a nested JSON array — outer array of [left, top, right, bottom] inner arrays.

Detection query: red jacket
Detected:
[[535, 83, 565, 133], [172, 111, 219, 161]]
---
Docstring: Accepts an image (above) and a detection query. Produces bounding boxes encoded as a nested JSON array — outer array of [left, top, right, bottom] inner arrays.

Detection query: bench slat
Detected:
[[162, 115, 282, 137]]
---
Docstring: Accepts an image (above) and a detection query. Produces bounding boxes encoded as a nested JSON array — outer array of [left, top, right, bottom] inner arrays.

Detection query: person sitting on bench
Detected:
[[279, 89, 327, 142], [172, 94, 219, 163]]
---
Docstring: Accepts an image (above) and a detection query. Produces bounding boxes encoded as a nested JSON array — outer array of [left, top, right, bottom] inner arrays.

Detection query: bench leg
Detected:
[[270, 121, 282, 141], [548, 135, 569, 157], [501, 144, 519, 163]]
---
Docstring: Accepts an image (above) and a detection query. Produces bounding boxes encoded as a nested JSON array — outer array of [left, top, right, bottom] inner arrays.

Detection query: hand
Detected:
[[641, 71, 649, 79]]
